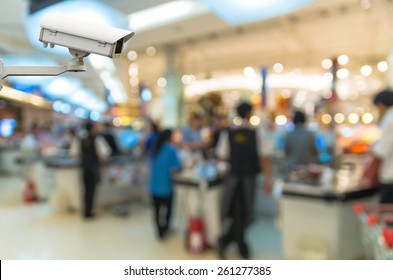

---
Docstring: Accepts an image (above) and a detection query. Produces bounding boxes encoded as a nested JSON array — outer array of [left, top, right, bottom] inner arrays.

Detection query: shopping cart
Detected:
[[353, 203, 393, 259]]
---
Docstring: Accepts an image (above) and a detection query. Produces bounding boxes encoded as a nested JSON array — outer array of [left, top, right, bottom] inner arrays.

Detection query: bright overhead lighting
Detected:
[[128, 0, 209, 32], [377, 61, 389, 72], [321, 59, 333, 69], [42, 77, 82, 98], [337, 68, 350, 79], [273, 63, 284, 73], [360, 65, 373, 77], [200, 0, 311, 26], [337, 55, 349, 65], [244, 67, 256, 77]]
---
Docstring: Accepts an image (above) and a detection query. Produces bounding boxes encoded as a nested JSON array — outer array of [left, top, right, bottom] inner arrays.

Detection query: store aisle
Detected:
[[0, 176, 282, 260]]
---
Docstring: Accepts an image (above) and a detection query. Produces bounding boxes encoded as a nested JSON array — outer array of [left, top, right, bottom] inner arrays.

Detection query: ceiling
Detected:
[[0, 0, 392, 109]]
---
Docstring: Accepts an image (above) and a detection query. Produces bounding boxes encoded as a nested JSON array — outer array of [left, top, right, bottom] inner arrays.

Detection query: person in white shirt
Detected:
[[371, 90, 393, 203], [70, 122, 111, 219]]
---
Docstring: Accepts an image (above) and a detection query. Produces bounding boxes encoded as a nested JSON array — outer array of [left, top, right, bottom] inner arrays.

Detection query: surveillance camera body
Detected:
[[39, 14, 134, 58]]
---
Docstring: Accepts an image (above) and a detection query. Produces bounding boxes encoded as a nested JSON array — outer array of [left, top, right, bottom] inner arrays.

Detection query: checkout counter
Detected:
[[280, 154, 378, 259], [44, 155, 145, 214], [0, 143, 21, 175], [173, 165, 223, 248]]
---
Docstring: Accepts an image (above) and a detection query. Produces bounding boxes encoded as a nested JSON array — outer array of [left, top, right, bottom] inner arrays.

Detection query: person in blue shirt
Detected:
[[148, 129, 182, 239]]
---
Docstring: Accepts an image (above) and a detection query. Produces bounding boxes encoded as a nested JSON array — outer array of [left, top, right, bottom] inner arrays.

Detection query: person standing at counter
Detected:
[[364, 90, 393, 203], [284, 110, 319, 169], [216, 102, 273, 259], [148, 129, 182, 239], [70, 122, 111, 219], [180, 113, 205, 151]]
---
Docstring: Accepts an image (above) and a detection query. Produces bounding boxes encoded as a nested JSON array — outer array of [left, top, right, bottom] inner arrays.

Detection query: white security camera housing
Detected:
[[39, 14, 135, 58]]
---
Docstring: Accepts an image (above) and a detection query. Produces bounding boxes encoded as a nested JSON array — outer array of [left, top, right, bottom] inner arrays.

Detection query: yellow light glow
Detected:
[[334, 113, 345, 124], [250, 115, 261, 126], [362, 113, 374, 124], [275, 115, 287, 126], [157, 77, 167, 87], [348, 113, 359, 124], [321, 114, 332, 124], [233, 117, 242, 126]]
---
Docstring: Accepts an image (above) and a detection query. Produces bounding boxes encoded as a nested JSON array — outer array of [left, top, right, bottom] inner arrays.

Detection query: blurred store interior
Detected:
[[1, 0, 393, 260]]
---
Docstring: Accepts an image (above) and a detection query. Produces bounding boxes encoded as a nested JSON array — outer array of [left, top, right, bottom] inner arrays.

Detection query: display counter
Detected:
[[173, 170, 223, 248], [280, 155, 378, 260], [0, 144, 21, 175]]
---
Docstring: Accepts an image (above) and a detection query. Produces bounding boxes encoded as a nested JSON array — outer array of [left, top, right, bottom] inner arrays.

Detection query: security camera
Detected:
[[39, 14, 135, 58], [0, 14, 135, 91]]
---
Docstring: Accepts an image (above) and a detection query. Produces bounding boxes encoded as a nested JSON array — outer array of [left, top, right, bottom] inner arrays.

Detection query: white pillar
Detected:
[[161, 45, 183, 129]]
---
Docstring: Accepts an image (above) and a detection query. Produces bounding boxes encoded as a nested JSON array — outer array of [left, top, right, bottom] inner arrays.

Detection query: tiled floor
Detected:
[[0, 175, 282, 260]]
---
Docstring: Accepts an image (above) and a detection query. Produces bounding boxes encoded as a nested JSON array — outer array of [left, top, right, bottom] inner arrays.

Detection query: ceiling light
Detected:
[[200, 0, 312, 26], [360, 65, 373, 77], [337, 55, 349, 65], [377, 61, 389, 72], [337, 68, 350, 79], [128, 0, 209, 31], [273, 63, 284, 73], [244, 67, 256, 77], [321, 59, 332, 69]]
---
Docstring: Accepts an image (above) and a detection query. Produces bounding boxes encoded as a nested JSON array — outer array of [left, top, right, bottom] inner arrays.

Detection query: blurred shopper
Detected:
[[216, 102, 272, 259], [102, 122, 120, 156], [144, 120, 159, 154], [20, 123, 40, 158], [148, 129, 182, 239], [284, 111, 319, 169], [210, 114, 227, 148], [180, 113, 205, 150], [362, 90, 393, 203], [70, 122, 111, 219]]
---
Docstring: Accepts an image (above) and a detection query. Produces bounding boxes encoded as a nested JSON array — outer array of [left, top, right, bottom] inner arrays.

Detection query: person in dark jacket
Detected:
[[71, 122, 111, 219], [216, 102, 272, 259]]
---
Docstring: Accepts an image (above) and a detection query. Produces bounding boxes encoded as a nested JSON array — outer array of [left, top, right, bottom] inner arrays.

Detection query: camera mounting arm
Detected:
[[0, 55, 87, 91]]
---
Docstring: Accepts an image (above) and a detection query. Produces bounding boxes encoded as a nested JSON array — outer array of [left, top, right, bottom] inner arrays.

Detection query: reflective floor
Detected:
[[0, 175, 282, 260]]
